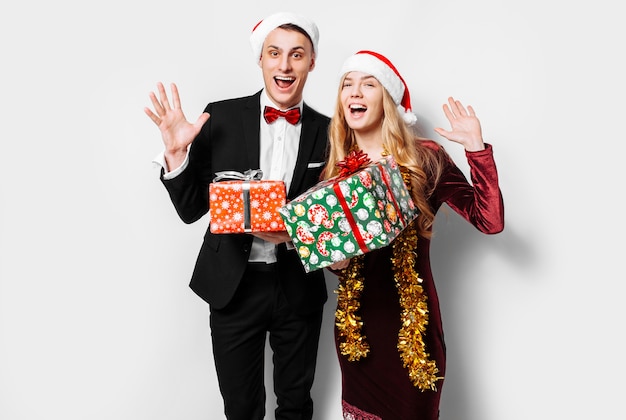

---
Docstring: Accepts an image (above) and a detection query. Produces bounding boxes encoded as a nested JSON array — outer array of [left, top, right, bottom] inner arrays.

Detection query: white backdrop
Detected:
[[1, 1, 624, 419]]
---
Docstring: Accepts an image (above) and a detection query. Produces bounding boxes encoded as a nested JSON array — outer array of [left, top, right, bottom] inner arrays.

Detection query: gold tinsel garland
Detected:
[[335, 255, 369, 361], [335, 170, 442, 391]]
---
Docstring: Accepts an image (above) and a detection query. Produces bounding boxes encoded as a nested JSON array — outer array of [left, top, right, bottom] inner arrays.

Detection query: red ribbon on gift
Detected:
[[378, 164, 407, 227], [331, 150, 373, 253], [336, 150, 371, 178], [333, 182, 369, 254]]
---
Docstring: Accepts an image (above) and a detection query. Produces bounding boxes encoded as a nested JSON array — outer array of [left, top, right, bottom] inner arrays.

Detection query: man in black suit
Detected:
[[144, 12, 329, 420]]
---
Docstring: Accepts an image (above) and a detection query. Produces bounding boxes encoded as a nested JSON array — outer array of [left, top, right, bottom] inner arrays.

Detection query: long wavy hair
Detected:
[[323, 78, 448, 238]]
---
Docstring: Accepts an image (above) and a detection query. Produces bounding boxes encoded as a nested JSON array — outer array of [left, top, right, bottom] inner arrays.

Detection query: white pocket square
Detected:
[[307, 161, 325, 168]]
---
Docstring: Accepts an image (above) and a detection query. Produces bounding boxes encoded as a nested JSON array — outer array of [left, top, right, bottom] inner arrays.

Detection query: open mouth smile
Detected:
[[349, 103, 367, 115], [274, 76, 295, 88]]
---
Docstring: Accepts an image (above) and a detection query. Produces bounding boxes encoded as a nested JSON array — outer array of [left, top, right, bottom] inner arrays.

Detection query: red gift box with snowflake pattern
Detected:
[[209, 171, 287, 234]]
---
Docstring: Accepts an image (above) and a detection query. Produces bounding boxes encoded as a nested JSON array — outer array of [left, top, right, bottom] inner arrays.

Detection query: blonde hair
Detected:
[[323, 77, 448, 238]]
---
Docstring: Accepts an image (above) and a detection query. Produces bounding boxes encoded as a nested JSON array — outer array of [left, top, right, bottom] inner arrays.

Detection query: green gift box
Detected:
[[278, 154, 418, 273]]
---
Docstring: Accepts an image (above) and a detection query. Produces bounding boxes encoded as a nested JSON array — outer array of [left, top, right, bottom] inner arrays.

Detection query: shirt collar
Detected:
[[261, 89, 303, 113]]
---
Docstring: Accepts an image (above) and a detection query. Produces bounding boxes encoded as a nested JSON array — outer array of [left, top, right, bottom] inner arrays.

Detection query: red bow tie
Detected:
[[264, 106, 301, 125]]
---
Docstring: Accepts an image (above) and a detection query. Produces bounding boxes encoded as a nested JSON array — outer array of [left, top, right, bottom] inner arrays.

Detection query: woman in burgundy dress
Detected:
[[324, 50, 505, 419]]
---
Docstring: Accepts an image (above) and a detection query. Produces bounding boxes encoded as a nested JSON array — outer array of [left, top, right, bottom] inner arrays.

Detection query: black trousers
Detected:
[[209, 263, 323, 420]]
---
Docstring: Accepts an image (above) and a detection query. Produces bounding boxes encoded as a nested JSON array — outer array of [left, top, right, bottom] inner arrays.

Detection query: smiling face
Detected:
[[341, 71, 385, 134], [258, 27, 316, 110]]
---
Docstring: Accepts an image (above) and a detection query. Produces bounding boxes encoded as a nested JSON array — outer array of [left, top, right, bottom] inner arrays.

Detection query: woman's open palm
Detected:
[[433, 97, 484, 152]]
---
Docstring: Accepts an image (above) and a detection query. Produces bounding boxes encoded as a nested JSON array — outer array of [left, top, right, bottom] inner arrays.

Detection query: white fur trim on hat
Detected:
[[340, 50, 417, 126], [250, 12, 319, 62]]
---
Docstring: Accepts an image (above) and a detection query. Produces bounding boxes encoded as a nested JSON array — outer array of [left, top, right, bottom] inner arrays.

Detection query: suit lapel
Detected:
[[243, 92, 262, 169], [288, 102, 323, 197]]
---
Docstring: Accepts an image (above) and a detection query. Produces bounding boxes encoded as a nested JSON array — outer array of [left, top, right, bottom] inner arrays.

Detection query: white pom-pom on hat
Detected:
[[249, 12, 319, 62], [340, 50, 417, 126]]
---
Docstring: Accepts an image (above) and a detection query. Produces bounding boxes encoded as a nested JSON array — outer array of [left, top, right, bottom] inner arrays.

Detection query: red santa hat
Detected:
[[340, 50, 417, 126], [250, 12, 319, 62]]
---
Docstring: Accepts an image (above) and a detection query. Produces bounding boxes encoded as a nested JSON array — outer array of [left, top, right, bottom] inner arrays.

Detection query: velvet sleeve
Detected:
[[432, 143, 504, 234]]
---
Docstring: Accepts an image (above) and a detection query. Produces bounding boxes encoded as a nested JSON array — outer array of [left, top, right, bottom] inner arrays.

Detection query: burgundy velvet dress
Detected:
[[336, 143, 504, 420]]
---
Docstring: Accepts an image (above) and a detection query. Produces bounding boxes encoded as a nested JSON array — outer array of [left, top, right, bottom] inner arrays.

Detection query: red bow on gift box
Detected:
[[336, 150, 371, 177]]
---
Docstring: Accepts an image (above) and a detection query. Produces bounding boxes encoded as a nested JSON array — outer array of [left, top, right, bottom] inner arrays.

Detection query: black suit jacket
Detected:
[[162, 90, 330, 314]]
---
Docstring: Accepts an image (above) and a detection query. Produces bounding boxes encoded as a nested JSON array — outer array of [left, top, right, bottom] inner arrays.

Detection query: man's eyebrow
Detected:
[[265, 44, 306, 52]]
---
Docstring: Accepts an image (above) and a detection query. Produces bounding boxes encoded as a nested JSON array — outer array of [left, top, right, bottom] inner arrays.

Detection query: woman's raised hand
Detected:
[[433, 97, 485, 152]]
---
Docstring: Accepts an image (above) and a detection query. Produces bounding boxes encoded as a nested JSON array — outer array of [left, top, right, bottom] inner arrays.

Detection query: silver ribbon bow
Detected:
[[212, 169, 263, 182]]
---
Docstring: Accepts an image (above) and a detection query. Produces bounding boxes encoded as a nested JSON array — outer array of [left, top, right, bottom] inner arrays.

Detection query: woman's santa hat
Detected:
[[249, 12, 319, 62], [340, 50, 417, 126]]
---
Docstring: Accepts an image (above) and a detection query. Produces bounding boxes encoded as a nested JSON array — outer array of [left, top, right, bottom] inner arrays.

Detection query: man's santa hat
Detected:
[[250, 12, 319, 61], [340, 50, 417, 126]]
